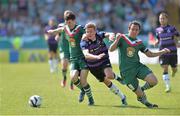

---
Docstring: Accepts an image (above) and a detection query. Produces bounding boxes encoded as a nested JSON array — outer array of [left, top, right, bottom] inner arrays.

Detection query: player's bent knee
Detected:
[[106, 74, 114, 79], [71, 76, 78, 82], [149, 78, 158, 86], [152, 76, 158, 85]]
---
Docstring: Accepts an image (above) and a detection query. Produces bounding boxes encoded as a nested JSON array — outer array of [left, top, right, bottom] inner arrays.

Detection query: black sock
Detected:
[[62, 69, 67, 80]]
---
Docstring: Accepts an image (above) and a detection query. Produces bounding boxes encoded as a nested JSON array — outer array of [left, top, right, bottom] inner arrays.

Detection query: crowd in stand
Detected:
[[0, 0, 168, 38]]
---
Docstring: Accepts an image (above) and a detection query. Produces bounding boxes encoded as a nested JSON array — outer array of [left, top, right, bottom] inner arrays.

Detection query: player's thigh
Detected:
[[137, 65, 152, 81], [80, 69, 89, 86], [70, 70, 79, 81], [170, 55, 177, 68], [159, 55, 168, 65], [79, 58, 88, 70], [104, 67, 114, 79], [70, 61, 79, 71], [103, 78, 112, 87], [49, 43, 58, 53], [61, 58, 69, 69], [120, 68, 137, 84], [121, 70, 139, 92], [143, 73, 158, 85], [126, 78, 139, 92], [89, 67, 105, 82]]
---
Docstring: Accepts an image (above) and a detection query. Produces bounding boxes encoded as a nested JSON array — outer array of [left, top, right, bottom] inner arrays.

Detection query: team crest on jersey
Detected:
[[167, 29, 171, 33], [69, 37, 76, 47], [127, 47, 135, 57]]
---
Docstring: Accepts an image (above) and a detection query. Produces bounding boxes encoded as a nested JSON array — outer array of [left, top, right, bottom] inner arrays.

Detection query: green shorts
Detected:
[[70, 58, 88, 70], [59, 46, 70, 60], [120, 64, 152, 91], [59, 51, 70, 60]]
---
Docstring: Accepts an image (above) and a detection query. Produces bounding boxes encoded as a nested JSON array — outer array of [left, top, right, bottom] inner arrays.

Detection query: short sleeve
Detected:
[[80, 40, 88, 50], [97, 31, 106, 39], [44, 26, 48, 34], [155, 29, 160, 40], [172, 26, 180, 37], [116, 33, 122, 46], [139, 42, 149, 53]]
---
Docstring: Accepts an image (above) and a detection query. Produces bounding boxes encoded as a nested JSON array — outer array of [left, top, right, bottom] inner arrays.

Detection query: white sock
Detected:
[[109, 83, 124, 99], [114, 74, 118, 80], [48, 59, 54, 70], [53, 58, 58, 69], [163, 74, 170, 89]]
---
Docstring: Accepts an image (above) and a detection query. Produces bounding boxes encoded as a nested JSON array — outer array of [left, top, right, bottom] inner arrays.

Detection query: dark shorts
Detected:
[[89, 61, 112, 82], [48, 43, 58, 53], [159, 55, 177, 68]]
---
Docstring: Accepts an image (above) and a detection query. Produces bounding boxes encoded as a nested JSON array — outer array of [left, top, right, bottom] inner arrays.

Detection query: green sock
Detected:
[[137, 94, 148, 104], [141, 82, 153, 91], [74, 79, 83, 91], [83, 84, 93, 99]]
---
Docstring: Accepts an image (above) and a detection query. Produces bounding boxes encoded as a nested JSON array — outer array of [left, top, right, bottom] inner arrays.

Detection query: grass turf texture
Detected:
[[0, 63, 180, 115]]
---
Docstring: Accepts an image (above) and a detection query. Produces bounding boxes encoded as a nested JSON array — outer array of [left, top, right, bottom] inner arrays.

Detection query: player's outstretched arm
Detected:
[[109, 33, 121, 52], [47, 27, 63, 35], [105, 32, 115, 41], [144, 48, 170, 57], [82, 49, 105, 60], [44, 34, 49, 41]]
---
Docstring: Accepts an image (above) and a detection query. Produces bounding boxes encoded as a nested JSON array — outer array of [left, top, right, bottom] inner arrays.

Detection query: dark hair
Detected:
[[64, 10, 76, 21], [128, 20, 141, 30], [159, 11, 168, 18]]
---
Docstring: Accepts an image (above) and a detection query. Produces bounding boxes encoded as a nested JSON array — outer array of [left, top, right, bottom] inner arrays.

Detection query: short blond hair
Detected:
[[85, 22, 96, 30]]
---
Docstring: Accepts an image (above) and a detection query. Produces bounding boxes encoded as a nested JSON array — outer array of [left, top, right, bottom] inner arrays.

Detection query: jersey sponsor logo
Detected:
[[127, 47, 135, 57], [167, 29, 171, 33], [160, 37, 172, 40], [69, 37, 76, 47]]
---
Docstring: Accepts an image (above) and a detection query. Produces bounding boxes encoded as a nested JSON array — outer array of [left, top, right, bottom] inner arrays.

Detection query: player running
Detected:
[[80, 22, 127, 106], [109, 20, 170, 108], [155, 11, 180, 92], [44, 18, 59, 73], [48, 10, 94, 105]]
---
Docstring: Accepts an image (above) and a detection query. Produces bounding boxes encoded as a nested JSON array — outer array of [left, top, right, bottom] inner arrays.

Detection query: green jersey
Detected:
[[62, 24, 85, 61], [116, 34, 148, 72]]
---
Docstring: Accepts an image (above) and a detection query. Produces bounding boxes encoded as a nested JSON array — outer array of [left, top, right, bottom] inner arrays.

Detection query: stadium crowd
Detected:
[[0, 0, 170, 38]]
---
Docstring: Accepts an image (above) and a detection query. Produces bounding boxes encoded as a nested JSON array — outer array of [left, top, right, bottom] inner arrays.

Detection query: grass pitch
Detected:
[[0, 63, 180, 115]]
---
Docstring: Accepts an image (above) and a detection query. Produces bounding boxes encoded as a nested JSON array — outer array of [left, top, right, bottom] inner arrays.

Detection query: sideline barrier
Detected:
[[9, 50, 19, 63]]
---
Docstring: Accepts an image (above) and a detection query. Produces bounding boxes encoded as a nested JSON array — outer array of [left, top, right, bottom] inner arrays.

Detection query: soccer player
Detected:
[[48, 10, 94, 105], [55, 23, 74, 90], [155, 11, 180, 93], [109, 20, 170, 108], [44, 18, 59, 73], [80, 22, 127, 106]]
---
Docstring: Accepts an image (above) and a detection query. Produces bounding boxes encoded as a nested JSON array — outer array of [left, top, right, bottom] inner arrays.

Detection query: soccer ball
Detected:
[[28, 95, 42, 107]]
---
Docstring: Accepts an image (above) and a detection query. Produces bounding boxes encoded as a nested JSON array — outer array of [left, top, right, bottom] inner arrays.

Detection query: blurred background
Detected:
[[0, 0, 180, 63]]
